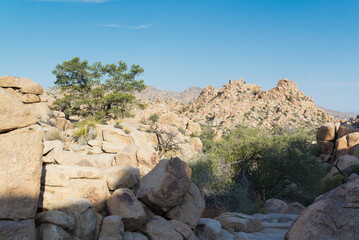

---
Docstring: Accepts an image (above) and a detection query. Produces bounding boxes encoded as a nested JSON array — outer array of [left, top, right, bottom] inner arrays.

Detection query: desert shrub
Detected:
[[191, 125, 326, 212], [199, 125, 216, 153], [178, 127, 186, 135], [321, 175, 345, 194], [73, 118, 101, 143], [149, 113, 159, 123]]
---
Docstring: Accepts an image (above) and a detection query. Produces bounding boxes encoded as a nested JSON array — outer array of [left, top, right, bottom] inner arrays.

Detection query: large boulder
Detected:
[[0, 127, 43, 219], [348, 132, 359, 158], [318, 140, 334, 155], [0, 219, 36, 240], [335, 136, 349, 158], [216, 212, 263, 233], [329, 155, 359, 176], [40, 164, 110, 212], [141, 216, 183, 240], [114, 146, 139, 167], [107, 188, 146, 231], [285, 178, 359, 240], [54, 151, 115, 168], [166, 183, 205, 228], [103, 128, 133, 145], [264, 198, 290, 214], [317, 123, 336, 141], [36, 210, 75, 232], [169, 220, 194, 239], [137, 157, 192, 213], [101, 166, 140, 190], [0, 88, 38, 132], [98, 215, 124, 240], [0, 75, 44, 94], [196, 218, 222, 240]]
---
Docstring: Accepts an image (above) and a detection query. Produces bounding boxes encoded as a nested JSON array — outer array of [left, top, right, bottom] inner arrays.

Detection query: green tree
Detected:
[[53, 57, 145, 120]]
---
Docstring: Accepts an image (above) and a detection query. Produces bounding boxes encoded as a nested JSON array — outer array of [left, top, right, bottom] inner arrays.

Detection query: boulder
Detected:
[[55, 198, 97, 240], [136, 146, 159, 169], [103, 128, 133, 145], [114, 146, 139, 167], [43, 140, 64, 163], [318, 140, 334, 155], [40, 164, 110, 212], [123, 232, 149, 240], [38, 223, 72, 240], [189, 137, 203, 152], [28, 102, 53, 123], [102, 142, 123, 153], [0, 75, 44, 94], [186, 121, 201, 135], [98, 215, 124, 240], [317, 123, 336, 141], [36, 210, 75, 232], [348, 132, 359, 158], [22, 93, 40, 103], [166, 183, 205, 228], [285, 178, 359, 240], [196, 218, 222, 240], [288, 202, 305, 215], [107, 188, 146, 231], [216, 212, 263, 233], [0, 127, 43, 219], [88, 139, 103, 148], [137, 158, 192, 213], [54, 151, 115, 168], [0, 219, 35, 240], [329, 155, 359, 176], [338, 124, 359, 138], [56, 118, 74, 131], [264, 198, 289, 214], [169, 220, 194, 239], [335, 136, 348, 158], [141, 216, 183, 240], [100, 166, 140, 190], [0, 88, 38, 132]]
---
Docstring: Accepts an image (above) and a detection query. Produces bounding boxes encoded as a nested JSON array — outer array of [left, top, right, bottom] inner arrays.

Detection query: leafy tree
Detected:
[[53, 57, 145, 120]]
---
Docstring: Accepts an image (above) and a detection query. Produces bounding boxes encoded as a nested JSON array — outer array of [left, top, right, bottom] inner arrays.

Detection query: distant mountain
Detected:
[[318, 106, 358, 120], [135, 85, 202, 103]]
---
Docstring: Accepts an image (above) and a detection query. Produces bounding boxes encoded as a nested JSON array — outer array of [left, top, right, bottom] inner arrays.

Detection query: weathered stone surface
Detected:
[[317, 122, 336, 141], [166, 183, 205, 228], [38, 223, 72, 240], [141, 216, 183, 240], [22, 93, 41, 103], [196, 218, 222, 240], [0, 88, 38, 132], [107, 188, 146, 231], [102, 142, 123, 153], [123, 231, 149, 240], [169, 220, 193, 239], [348, 132, 359, 158], [288, 202, 305, 215], [216, 212, 263, 233], [186, 121, 201, 135], [103, 128, 132, 145], [36, 210, 75, 232], [54, 151, 115, 168], [318, 140, 335, 155], [98, 215, 124, 240], [100, 166, 140, 190], [88, 139, 103, 148], [338, 124, 359, 138], [136, 146, 159, 169], [285, 178, 359, 240], [114, 146, 139, 167], [55, 198, 97, 240], [0, 75, 44, 94], [0, 219, 35, 240], [95, 212, 103, 240], [264, 198, 289, 214], [189, 137, 203, 152], [335, 136, 349, 158], [138, 158, 192, 213], [0, 127, 43, 219], [56, 118, 74, 131], [40, 164, 110, 212], [329, 155, 359, 176]]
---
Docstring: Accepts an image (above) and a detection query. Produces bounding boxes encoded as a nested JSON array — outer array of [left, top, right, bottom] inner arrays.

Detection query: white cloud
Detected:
[[100, 23, 154, 29]]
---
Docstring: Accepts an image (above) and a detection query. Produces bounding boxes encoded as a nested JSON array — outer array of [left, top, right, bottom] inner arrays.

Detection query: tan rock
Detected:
[[114, 146, 139, 167], [186, 121, 201, 135], [285, 178, 359, 240], [318, 140, 334, 155], [40, 165, 110, 212], [316, 123, 336, 141], [0, 75, 44, 94], [88, 139, 103, 148], [0, 127, 43, 219], [103, 128, 133, 145], [190, 137, 203, 152], [98, 215, 124, 240], [169, 220, 193, 239], [100, 166, 140, 190], [329, 155, 359, 176], [216, 212, 263, 233], [107, 188, 146, 231], [137, 158, 192, 213], [166, 183, 205, 228], [102, 142, 123, 153], [56, 118, 74, 131], [264, 198, 289, 214], [0, 88, 38, 132], [0, 219, 35, 240], [141, 216, 183, 240], [28, 102, 53, 123], [22, 93, 40, 103], [54, 151, 115, 168], [335, 136, 348, 158], [136, 146, 159, 169]]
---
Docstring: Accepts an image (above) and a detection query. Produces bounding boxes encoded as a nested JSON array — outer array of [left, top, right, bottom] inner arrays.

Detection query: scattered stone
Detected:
[[98, 215, 124, 240], [264, 198, 290, 214], [141, 216, 183, 240], [216, 212, 263, 233]]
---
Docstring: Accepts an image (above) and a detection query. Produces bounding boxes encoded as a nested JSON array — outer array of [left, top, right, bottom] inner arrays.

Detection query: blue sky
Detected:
[[0, 0, 358, 112]]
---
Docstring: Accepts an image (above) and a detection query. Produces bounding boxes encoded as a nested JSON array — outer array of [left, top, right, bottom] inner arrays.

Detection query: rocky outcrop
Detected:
[[285, 178, 359, 240]]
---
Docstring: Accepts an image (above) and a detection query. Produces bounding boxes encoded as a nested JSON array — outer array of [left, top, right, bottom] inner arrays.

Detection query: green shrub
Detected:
[[73, 118, 101, 143], [149, 113, 159, 123]]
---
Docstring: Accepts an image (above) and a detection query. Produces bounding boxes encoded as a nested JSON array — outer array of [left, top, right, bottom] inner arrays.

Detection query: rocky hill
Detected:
[[135, 85, 202, 103]]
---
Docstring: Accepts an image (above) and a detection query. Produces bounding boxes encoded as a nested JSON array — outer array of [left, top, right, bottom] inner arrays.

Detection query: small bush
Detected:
[[149, 113, 159, 123], [73, 118, 101, 143]]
